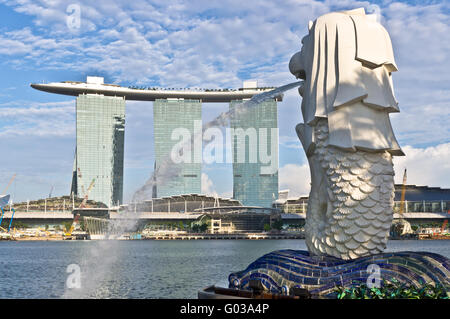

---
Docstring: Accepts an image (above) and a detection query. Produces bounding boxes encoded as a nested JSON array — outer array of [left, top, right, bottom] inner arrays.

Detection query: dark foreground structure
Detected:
[[226, 250, 450, 298]]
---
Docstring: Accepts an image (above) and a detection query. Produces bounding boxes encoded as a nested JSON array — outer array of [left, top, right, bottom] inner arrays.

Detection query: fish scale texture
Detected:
[[229, 250, 450, 298], [306, 119, 395, 260]]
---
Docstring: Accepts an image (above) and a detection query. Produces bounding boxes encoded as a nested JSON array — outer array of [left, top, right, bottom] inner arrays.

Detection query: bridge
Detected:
[[0, 210, 204, 226], [1, 211, 73, 224], [2, 208, 448, 227]]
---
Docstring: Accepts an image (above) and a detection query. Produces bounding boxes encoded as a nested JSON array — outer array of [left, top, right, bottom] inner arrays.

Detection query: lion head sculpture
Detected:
[[289, 8, 405, 260]]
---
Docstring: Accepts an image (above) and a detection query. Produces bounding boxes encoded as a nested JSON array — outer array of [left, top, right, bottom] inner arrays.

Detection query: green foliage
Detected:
[[420, 222, 443, 229], [191, 223, 199, 232], [62, 221, 72, 232], [191, 222, 208, 233], [1, 220, 29, 229], [199, 223, 208, 232], [335, 279, 449, 299], [263, 224, 271, 232], [271, 219, 283, 231]]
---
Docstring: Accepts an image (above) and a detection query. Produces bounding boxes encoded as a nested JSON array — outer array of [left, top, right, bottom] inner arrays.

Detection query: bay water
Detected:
[[0, 239, 448, 298]]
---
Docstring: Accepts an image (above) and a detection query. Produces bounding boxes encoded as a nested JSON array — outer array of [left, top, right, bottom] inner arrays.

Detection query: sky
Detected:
[[0, 0, 448, 203]]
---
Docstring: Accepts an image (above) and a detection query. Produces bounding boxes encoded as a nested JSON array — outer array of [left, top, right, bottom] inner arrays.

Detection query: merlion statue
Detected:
[[289, 8, 404, 260], [223, 8, 448, 298]]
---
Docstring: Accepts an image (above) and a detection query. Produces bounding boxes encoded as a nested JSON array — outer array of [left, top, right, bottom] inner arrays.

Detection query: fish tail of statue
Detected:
[[304, 119, 395, 260]]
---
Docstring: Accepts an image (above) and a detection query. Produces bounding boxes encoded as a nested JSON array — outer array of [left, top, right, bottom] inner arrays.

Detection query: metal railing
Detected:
[[393, 201, 450, 213], [275, 200, 450, 214]]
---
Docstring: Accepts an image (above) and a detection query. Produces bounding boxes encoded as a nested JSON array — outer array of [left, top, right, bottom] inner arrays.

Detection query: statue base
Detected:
[[228, 250, 449, 298]]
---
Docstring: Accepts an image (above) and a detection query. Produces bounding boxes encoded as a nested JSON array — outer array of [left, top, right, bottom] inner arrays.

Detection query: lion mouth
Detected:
[[295, 69, 306, 80], [289, 51, 306, 80], [298, 82, 305, 97], [289, 51, 306, 97]]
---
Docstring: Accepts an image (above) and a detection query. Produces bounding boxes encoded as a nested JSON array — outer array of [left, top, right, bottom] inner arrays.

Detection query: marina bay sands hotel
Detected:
[[31, 76, 282, 208]]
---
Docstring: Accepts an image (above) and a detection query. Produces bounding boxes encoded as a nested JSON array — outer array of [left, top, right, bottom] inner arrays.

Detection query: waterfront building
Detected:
[[201, 206, 280, 234], [273, 185, 450, 215], [153, 99, 202, 197], [230, 97, 279, 207], [124, 195, 279, 234], [71, 92, 125, 207], [393, 184, 450, 213], [31, 77, 282, 206], [128, 194, 241, 213]]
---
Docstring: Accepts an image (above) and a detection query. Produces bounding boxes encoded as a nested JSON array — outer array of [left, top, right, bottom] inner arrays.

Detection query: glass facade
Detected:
[[230, 99, 279, 207], [153, 99, 202, 197], [71, 94, 125, 207]]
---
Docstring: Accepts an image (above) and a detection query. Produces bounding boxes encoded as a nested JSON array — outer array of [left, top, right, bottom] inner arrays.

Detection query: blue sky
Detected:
[[0, 0, 449, 203]]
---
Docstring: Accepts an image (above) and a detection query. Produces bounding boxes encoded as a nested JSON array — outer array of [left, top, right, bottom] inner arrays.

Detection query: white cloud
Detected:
[[201, 172, 217, 196], [393, 143, 450, 188], [279, 163, 311, 198], [0, 0, 320, 86], [0, 101, 75, 137], [0, 0, 447, 96], [279, 135, 302, 150]]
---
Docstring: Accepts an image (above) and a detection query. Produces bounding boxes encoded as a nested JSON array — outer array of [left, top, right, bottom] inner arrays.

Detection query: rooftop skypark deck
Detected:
[[30, 77, 283, 103]]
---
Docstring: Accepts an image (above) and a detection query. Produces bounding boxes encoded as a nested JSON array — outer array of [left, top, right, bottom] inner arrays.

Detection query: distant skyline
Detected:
[[0, 0, 449, 203]]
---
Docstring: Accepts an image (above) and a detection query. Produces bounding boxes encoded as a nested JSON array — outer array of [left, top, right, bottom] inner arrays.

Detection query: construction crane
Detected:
[[63, 167, 92, 237], [392, 169, 413, 237], [79, 178, 95, 209], [48, 185, 54, 199], [399, 168, 407, 215], [441, 220, 448, 234], [64, 213, 81, 238], [64, 178, 95, 238], [2, 174, 16, 195]]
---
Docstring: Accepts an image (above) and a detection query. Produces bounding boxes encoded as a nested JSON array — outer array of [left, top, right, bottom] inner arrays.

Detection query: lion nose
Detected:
[[289, 51, 305, 79]]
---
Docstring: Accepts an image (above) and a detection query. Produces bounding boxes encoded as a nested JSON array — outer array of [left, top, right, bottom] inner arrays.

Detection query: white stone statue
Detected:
[[289, 8, 404, 260]]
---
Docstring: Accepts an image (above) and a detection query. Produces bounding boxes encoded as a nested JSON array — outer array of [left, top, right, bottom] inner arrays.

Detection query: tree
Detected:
[[199, 223, 208, 232], [62, 221, 72, 232], [1, 220, 29, 229], [271, 219, 283, 231], [263, 224, 271, 232], [79, 219, 86, 231]]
